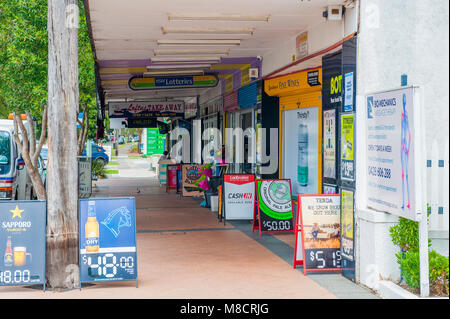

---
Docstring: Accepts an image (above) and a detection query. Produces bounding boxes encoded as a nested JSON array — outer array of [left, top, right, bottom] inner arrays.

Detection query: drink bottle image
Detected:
[[85, 201, 100, 252], [4, 236, 13, 267], [298, 123, 309, 187]]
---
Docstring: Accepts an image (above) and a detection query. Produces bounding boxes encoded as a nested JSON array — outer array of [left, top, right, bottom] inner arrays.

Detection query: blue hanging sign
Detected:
[[238, 82, 258, 109], [79, 198, 138, 286], [0, 201, 46, 289]]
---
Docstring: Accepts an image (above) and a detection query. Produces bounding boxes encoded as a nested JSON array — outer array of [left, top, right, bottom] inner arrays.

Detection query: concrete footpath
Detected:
[[0, 159, 379, 299]]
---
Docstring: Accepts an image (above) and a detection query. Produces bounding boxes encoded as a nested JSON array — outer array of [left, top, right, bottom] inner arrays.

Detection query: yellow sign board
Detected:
[[264, 67, 322, 97]]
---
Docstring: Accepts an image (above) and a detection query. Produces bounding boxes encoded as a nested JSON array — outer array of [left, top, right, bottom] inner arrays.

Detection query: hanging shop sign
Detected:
[[340, 189, 354, 261], [264, 67, 322, 97], [296, 31, 308, 60], [254, 179, 294, 235], [184, 97, 198, 119], [181, 164, 204, 197], [108, 101, 185, 118], [128, 75, 219, 91], [0, 201, 46, 289], [295, 195, 341, 274], [365, 87, 421, 220], [79, 198, 137, 286], [223, 91, 239, 112], [223, 174, 255, 220], [340, 113, 355, 181], [282, 106, 321, 196], [323, 109, 336, 179], [238, 82, 259, 109], [127, 118, 158, 129]]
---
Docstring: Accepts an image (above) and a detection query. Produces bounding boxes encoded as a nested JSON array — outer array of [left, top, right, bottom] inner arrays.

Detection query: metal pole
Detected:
[[419, 213, 429, 297]]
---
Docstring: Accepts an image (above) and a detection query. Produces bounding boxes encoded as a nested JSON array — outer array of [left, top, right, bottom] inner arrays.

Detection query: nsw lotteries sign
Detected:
[[223, 174, 255, 220], [79, 198, 137, 285], [365, 87, 422, 220], [0, 201, 46, 288]]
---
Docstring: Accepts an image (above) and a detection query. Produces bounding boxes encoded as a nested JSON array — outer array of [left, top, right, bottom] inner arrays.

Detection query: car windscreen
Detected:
[[40, 148, 48, 160], [0, 131, 11, 175]]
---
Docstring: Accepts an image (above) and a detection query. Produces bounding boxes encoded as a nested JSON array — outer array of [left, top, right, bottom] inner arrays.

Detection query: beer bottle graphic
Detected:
[[297, 124, 309, 187], [4, 236, 13, 267], [85, 201, 99, 252]]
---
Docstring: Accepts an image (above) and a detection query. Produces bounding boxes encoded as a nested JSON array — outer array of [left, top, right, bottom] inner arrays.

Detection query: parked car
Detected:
[[82, 144, 109, 165], [0, 118, 34, 200], [118, 136, 125, 144], [40, 146, 48, 167]]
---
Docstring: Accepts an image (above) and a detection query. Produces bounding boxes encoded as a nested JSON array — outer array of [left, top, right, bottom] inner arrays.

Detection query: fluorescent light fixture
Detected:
[[151, 56, 221, 63], [157, 39, 241, 46], [153, 49, 230, 56], [146, 64, 212, 70], [168, 14, 270, 22], [144, 69, 205, 76], [161, 27, 254, 35]]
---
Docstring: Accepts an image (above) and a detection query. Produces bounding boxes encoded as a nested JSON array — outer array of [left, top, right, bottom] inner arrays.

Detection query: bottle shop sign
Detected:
[[79, 198, 137, 285], [255, 179, 294, 235], [0, 201, 46, 287]]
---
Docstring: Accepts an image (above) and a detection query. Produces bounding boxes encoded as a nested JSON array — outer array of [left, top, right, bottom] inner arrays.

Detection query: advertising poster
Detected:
[[158, 160, 175, 184], [0, 201, 46, 287], [296, 195, 341, 273], [366, 87, 418, 220], [341, 189, 354, 261], [323, 109, 336, 179], [283, 107, 319, 196], [166, 164, 179, 191], [223, 174, 255, 220], [79, 198, 137, 284], [323, 184, 337, 195], [79, 159, 92, 198], [256, 179, 294, 234], [344, 72, 354, 112], [147, 128, 165, 156], [341, 114, 355, 181], [181, 164, 204, 197]]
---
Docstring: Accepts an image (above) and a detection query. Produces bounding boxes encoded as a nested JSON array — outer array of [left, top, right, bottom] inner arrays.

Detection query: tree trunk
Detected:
[[46, 0, 79, 290]]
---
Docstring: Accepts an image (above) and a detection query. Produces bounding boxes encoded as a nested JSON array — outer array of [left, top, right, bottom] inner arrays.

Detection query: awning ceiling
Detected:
[[85, 0, 345, 102]]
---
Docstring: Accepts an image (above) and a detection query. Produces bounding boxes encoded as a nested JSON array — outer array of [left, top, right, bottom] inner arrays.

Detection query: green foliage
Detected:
[[390, 217, 449, 295], [0, 0, 97, 139], [389, 217, 421, 251], [91, 159, 105, 178], [396, 250, 449, 294]]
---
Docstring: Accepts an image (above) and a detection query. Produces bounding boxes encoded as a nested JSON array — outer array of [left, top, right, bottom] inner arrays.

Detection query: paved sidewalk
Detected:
[[0, 159, 378, 299]]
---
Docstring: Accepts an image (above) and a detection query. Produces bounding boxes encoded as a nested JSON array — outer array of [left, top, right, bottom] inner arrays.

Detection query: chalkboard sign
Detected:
[[0, 201, 46, 290], [296, 194, 342, 274], [181, 164, 204, 197], [255, 179, 294, 235], [79, 198, 137, 286]]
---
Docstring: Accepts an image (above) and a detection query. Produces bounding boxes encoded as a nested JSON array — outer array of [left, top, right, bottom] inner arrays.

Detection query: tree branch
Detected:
[[25, 110, 36, 157], [33, 104, 48, 166]]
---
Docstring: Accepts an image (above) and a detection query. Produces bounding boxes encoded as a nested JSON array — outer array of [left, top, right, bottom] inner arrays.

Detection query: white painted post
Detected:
[[415, 87, 429, 297]]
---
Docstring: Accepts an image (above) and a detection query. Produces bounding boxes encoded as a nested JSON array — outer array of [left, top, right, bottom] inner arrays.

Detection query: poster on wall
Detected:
[[0, 201, 46, 288], [323, 109, 336, 179], [181, 164, 204, 197], [366, 87, 419, 220], [255, 179, 294, 235], [323, 184, 337, 195], [296, 195, 341, 274], [340, 114, 355, 181], [283, 107, 320, 195], [79, 198, 137, 285], [340, 189, 354, 261], [223, 174, 255, 220]]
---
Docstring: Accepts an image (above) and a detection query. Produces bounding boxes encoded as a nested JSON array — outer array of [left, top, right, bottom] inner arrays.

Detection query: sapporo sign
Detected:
[[254, 179, 294, 235], [79, 198, 138, 286], [295, 194, 341, 274], [108, 101, 185, 119], [0, 201, 46, 289]]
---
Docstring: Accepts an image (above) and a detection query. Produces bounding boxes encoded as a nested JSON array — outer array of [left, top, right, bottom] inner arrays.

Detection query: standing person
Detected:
[[158, 151, 169, 163]]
